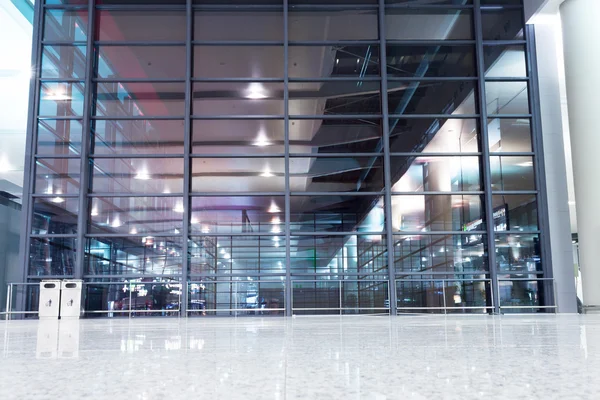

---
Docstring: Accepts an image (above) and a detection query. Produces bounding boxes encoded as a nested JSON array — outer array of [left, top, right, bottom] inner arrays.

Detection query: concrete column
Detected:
[[560, 0, 600, 309]]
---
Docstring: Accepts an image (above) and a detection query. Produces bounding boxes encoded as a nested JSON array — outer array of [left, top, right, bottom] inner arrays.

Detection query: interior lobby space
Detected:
[[1, 315, 599, 399]]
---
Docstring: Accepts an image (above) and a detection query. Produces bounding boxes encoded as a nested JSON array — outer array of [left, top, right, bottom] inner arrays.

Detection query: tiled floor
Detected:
[[1, 315, 599, 399]]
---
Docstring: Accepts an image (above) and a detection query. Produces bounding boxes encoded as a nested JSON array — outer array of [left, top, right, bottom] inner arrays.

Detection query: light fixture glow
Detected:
[[261, 167, 274, 178], [130, 227, 138, 234], [51, 196, 65, 204], [201, 226, 210, 234], [271, 216, 281, 224], [173, 203, 185, 213], [253, 130, 271, 147], [44, 89, 70, 101], [268, 202, 280, 213], [135, 170, 151, 180], [271, 226, 281, 234]]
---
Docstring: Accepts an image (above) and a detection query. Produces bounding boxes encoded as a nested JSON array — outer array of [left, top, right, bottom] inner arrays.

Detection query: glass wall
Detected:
[[23, 0, 550, 315]]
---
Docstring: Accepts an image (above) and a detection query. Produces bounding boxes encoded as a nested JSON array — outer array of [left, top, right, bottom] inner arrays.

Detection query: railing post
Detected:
[[442, 280, 447, 315]]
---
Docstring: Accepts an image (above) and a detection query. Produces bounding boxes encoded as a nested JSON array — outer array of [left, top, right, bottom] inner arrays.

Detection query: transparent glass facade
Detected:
[[22, 0, 552, 316]]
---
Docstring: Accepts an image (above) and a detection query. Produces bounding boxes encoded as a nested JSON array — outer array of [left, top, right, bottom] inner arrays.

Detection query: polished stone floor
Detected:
[[0, 315, 598, 399]]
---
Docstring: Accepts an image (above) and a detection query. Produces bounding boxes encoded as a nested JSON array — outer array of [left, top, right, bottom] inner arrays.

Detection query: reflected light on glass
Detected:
[[134, 169, 151, 180], [173, 203, 185, 213], [51, 196, 65, 204], [44, 89, 70, 101], [261, 166, 274, 177], [268, 202, 280, 213], [245, 82, 268, 99], [253, 130, 271, 147]]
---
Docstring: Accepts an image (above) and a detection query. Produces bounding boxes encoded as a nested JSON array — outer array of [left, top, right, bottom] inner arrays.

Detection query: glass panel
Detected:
[[290, 195, 384, 233], [45, 0, 87, 4], [91, 158, 184, 194], [29, 237, 77, 276], [190, 196, 285, 235], [194, 10, 283, 41], [34, 158, 81, 195], [31, 197, 79, 235], [292, 281, 340, 314], [97, 46, 186, 79], [192, 82, 284, 116], [291, 0, 376, 3], [495, 234, 542, 274], [188, 281, 285, 316], [391, 194, 484, 232], [388, 80, 477, 115], [289, 81, 382, 115], [499, 279, 546, 312], [481, 8, 524, 41], [43, 9, 88, 42], [189, 236, 286, 274], [341, 280, 389, 314], [393, 234, 488, 274], [385, 8, 473, 40], [97, 11, 186, 42], [290, 234, 387, 274], [289, 9, 378, 41], [192, 119, 285, 155], [492, 194, 538, 232], [390, 156, 482, 192], [88, 196, 184, 235], [95, 82, 186, 117], [389, 118, 479, 153], [37, 119, 83, 156], [485, 81, 529, 115], [289, 118, 382, 154], [39, 82, 85, 117], [290, 156, 384, 192], [92, 119, 185, 155], [289, 45, 380, 78], [490, 155, 535, 191], [84, 281, 182, 317], [484, 45, 527, 78], [85, 236, 184, 275], [191, 157, 286, 192], [397, 278, 489, 313], [194, 46, 284, 78], [41, 45, 86, 79], [386, 44, 476, 78], [487, 118, 532, 152]]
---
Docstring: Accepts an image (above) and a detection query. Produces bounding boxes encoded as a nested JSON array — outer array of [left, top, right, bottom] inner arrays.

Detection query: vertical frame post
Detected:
[[473, 0, 500, 314], [284, 0, 292, 317], [75, 0, 97, 279], [378, 0, 398, 316]]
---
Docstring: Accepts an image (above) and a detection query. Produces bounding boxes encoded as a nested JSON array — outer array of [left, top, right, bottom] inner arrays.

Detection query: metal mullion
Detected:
[[191, 115, 285, 120], [289, 153, 383, 158], [397, 273, 491, 276], [391, 191, 484, 195], [94, 78, 186, 83], [484, 77, 529, 82], [94, 41, 187, 46], [84, 233, 181, 238], [525, 24, 554, 310], [390, 152, 481, 156], [491, 190, 538, 195], [39, 78, 84, 83], [384, 4, 473, 10], [190, 192, 284, 197], [34, 154, 81, 159], [387, 76, 478, 82], [92, 116, 185, 120], [391, 230, 487, 235], [192, 4, 283, 11], [289, 4, 377, 11], [83, 275, 182, 280], [474, 0, 499, 314], [388, 113, 480, 119], [290, 191, 383, 196], [289, 77, 382, 82], [189, 232, 283, 238], [191, 40, 285, 46], [488, 151, 535, 156], [190, 153, 286, 158], [482, 40, 527, 46], [291, 231, 385, 236], [378, 0, 399, 316], [288, 40, 380, 46], [38, 116, 83, 120], [191, 77, 284, 83], [178, 0, 193, 317], [42, 40, 88, 46], [385, 39, 476, 46], [487, 113, 532, 118], [90, 154, 186, 159], [30, 234, 78, 239], [284, 0, 292, 317], [498, 230, 541, 234], [31, 193, 80, 199], [289, 114, 382, 120], [95, 4, 186, 11], [42, 5, 88, 10], [89, 192, 185, 198]]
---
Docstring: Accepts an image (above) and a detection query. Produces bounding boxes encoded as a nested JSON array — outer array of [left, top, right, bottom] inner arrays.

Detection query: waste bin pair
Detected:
[[38, 280, 83, 319]]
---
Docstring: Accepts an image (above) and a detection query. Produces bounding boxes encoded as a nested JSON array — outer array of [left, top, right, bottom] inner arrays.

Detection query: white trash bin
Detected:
[[38, 280, 61, 319], [60, 280, 83, 319]]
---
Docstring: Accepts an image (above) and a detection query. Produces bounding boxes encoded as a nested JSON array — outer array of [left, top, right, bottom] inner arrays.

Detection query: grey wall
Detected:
[[0, 200, 22, 314]]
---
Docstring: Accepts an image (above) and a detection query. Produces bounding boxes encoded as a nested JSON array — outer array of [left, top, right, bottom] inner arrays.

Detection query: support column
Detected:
[[560, 0, 600, 310]]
